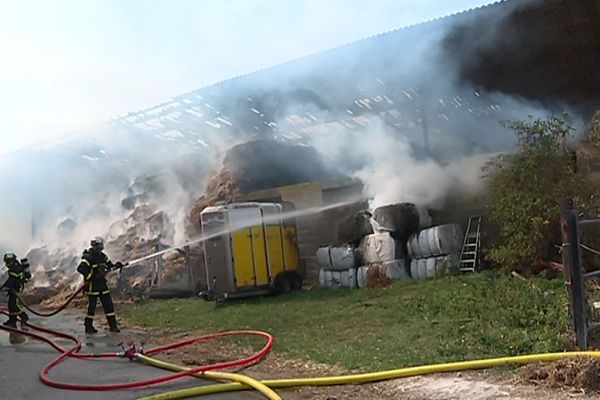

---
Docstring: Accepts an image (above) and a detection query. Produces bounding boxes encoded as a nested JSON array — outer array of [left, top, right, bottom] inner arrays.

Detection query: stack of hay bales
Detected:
[[408, 224, 463, 279], [317, 245, 359, 288], [318, 203, 421, 288], [318, 203, 463, 289]]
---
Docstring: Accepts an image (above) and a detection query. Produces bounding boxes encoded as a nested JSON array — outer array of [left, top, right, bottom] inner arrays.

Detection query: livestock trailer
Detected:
[[199, 202, 302, 301]]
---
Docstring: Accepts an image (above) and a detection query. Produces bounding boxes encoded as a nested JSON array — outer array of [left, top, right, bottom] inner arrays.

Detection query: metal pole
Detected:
[[569, 209, 588, 349], [559, 198, 588, 349], [559, 199, 575, 337]]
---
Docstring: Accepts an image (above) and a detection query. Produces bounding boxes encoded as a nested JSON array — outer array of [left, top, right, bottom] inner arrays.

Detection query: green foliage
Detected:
[[587, 110, 600, 147], [121, 274, 569, 371], [484, 116, 587, 272]]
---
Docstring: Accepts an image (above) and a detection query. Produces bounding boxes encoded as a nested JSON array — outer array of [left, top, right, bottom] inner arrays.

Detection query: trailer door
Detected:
[[262, 204, 285, 276], [228, 207, 263, 288], [201, 212, 234, 293]]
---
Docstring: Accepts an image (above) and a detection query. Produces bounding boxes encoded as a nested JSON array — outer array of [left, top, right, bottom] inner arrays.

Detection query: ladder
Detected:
[[458, 215, 482, 272]]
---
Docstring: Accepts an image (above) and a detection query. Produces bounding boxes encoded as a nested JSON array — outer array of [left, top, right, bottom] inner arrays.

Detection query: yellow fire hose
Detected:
[[136, 354, 281, 400], [137, 350, 600, 400]]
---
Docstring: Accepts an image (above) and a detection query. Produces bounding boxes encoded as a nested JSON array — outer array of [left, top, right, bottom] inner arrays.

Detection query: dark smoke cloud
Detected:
[[220, 140, 343, 192], [441, 0, 594, 116]]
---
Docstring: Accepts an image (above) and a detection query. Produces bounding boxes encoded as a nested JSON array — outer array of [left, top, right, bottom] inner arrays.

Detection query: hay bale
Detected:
[[337, 210, 373, 245], [372, 203, 420, 241]]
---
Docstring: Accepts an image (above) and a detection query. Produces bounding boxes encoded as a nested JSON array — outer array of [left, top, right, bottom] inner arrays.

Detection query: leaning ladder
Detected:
[[458, 215, 482, 272]]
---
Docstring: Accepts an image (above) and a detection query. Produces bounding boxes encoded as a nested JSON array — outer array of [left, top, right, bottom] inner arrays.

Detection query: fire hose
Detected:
[[137, 350, 600, 400], [12, 284, 85, 317], [10, 262, 126, 318], [2, 309, 600, 400], [7, 244, 181, 319], [0, 312, 277, 397], [3, 235, 600, 399]]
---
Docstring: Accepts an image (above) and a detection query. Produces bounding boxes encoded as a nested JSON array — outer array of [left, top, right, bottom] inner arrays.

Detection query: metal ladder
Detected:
[[458, 215, 482, 272]]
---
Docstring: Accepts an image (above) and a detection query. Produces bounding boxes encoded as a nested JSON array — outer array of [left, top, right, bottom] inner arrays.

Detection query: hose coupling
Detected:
[[117, 341, 140, 360]]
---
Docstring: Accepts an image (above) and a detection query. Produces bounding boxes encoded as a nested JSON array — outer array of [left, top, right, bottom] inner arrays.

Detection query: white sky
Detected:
[[0, 0, 491, 155]]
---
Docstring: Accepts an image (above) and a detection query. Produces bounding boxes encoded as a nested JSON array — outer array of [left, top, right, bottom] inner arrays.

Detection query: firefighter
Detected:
[[2, 253, 31, 327], [76, 237, 125, 333]]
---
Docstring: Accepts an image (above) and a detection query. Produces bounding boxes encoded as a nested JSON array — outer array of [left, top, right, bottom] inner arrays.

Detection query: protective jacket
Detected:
[[3, 258, 30, 326], [77, 248, 117, 293], [3, 259, 31, 291], [76, 248, 121, 333]]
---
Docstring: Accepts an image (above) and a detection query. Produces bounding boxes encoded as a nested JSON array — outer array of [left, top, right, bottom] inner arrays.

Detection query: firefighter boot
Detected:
[[3, 316, 17, 328], [20, 312, 29, 324], [107, 315, 120, 333], [84, 318, 98, 334]]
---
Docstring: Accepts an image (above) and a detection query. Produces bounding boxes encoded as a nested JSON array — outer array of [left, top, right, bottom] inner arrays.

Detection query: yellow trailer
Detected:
[[200, 202, 301, 301]]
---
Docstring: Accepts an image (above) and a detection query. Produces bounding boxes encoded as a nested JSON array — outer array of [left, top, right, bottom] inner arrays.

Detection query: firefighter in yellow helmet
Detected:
[[76, 237, 125, 333]]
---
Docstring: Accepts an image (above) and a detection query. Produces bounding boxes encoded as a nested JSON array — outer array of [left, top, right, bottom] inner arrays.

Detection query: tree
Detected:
[[484, 116, 588, 272]]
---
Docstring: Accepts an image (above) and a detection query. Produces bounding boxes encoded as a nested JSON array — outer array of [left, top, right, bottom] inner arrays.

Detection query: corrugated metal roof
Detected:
[[171, 1, 506, 102]]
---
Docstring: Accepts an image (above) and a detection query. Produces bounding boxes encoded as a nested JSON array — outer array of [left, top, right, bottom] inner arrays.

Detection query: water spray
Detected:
[[124, 198, 364, 268], [8, 197, 366, 317]]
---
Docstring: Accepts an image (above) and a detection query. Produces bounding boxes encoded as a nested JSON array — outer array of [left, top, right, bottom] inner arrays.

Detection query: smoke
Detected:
[[0, 119, 222, 257], [0, 0, 589, 265], [264, 2, 572, 211], [307, 119, 491, 209]]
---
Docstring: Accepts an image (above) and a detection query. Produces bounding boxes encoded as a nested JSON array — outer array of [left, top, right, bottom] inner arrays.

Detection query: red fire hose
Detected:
[[12, 285, 85, 317], [0, 309, 273, 392]]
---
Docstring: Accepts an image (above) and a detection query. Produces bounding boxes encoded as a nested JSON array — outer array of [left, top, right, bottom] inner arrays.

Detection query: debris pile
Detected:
[[104, 203, 201, 298], [21, 200, 194, 304], [520, 357, 600, 392], [159, 249, 188, 284], [20, 247, 81, 303], [19, 139, 347, 304], [40, 286, 87, 310], [121, 175, 166, 211]]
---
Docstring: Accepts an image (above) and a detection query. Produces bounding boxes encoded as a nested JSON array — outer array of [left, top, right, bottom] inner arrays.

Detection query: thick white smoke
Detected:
[[308, 118, 491, 209]]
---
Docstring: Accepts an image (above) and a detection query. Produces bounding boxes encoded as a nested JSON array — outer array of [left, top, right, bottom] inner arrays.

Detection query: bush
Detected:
[[484, 116, 588, 272], [585, 110, 600, 147]]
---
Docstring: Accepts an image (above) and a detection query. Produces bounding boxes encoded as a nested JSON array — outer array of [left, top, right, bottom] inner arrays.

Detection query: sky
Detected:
[[0, 0, 492, 155]]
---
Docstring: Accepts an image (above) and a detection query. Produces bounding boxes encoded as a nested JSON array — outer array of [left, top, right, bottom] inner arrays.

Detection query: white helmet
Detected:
[[91, 236, 105, 250], [3, 253, 17, 263]]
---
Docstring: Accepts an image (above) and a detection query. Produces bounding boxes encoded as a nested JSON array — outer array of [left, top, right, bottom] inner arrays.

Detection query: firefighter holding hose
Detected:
[[77, 237, 126, 334], [2, 253, 31, 327]]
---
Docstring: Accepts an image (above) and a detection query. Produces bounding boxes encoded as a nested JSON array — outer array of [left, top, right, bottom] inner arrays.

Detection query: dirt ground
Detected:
[[140, 329, 600, 400]]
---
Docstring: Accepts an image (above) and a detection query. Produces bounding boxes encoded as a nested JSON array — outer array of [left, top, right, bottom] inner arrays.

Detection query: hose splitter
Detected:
[[117, 340, 145, 360]]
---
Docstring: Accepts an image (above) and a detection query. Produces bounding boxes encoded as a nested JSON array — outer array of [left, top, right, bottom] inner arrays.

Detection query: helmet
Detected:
[[3, 253, 17, 263], [20, 258, 30, 267], [90, 236, 105, 251]]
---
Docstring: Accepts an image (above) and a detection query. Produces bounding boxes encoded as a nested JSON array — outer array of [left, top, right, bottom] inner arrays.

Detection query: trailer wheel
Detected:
[[274, 274, 292, 294], [291, 274, 303, 290], [215, 297, 226, 307], [281, 277, 292, 294]]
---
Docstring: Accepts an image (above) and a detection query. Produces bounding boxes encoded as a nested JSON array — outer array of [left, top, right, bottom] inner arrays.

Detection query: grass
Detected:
[[121, 272, 570, 372]]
